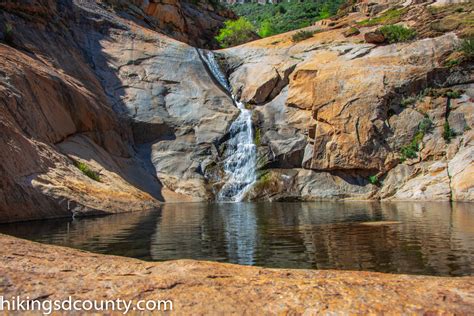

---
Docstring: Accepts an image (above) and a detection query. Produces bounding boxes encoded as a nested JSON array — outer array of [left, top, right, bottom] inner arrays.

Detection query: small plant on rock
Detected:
[[444, 89, 463, 99], [254, 128, 262, 146], [343, 27, 360, 37], [400, 116, 433, 161], [291, 30, 315, 42], [460, 37, 474, 60], [368, 175, 379, 185], [74, 161, 101, 182], [443, 122, 456, 143], [444, 58, 461, 68], [400, 96, 417, 108], [3, 23, 14, 45], [379, 25, 416, 43], [418, 116, 433, 134], [357, 8, 406, 27]]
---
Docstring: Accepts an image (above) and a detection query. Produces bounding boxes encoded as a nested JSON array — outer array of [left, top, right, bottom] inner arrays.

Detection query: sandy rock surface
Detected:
[[0, 234, 473, 314]]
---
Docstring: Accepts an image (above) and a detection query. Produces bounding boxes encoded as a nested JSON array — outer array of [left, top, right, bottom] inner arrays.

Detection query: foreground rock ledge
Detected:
[[0, 235, 473, 314]]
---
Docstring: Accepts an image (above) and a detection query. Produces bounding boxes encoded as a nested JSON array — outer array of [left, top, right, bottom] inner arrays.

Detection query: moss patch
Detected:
[[74, 161, 101, 182], [291, 30, 316, 42], [428, 3, 474, 38], [379, 25, 416, 43], [254, 128, 262, 146], [357, 8, 407, 27]]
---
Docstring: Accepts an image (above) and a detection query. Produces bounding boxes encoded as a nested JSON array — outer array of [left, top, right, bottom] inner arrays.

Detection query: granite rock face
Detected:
[[1, 234, 473, 314], [220, 0, 474, 202], [0, 0, 473, 222], [0, 0, 235, 221]]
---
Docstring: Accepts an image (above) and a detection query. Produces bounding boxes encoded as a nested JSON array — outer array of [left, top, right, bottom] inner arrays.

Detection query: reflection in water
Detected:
[[1, 202, 473, 276], [220, 203, 257, 265]]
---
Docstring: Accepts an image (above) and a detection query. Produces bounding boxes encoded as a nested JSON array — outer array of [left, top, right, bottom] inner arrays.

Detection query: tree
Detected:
[[258, 19, 275, 38], [319, 4, 331, 19], [215, 17, 257, 48]]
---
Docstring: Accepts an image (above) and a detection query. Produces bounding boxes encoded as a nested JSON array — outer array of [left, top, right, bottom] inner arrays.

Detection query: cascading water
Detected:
[[199, 50, 257, 202]]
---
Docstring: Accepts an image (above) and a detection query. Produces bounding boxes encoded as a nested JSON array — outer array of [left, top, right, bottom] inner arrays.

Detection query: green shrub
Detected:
[[419, 116, 433, 134], [230, 0, 346, 37], [74, 161, 101, 182], [258, 19, 276, 38], [215, 17, 256, 48], [3, 23, 13, 45], [400, 116, 433, 161], [379, 25, 416, 43], [400, 144, 418, 160], [319, 4, 331, 20], [460, 37, 474, 59], [443, 122, 455, 143], [291, 30, 314, 42], [400, 96, 417, 108], [445, 89, 463, 99], [444, 58, 461, 68], [368, 175, 379, 185], [357, 8, 406, 27]]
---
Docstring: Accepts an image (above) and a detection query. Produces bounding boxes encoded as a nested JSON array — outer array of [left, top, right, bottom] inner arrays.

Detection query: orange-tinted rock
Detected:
[[364, 30, 385, 43], [0, 234, 473, 314]]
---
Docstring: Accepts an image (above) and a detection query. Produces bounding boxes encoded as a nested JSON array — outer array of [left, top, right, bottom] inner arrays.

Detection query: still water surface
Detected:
[[1, 202, 473, 276]]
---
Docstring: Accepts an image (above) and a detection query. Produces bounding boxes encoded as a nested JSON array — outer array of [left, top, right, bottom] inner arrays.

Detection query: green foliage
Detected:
[[252, 171, 275, 193], [418, 116, 433, 134], [443, 122, 455, 143], [215, 17, 256, 48], [230, 0, 346, 37], [357, 8, 406, 27], [368, 175, 379, 185], [319, 4, 331, 20], [258, 19, 276, 38], [379, 25, 416, 43], [400, 116, 433, 161], [254, 127, 262, 146], [291, 30, 315, 42], [444, 58, 460, 68], [460, 37, 474, 59], [400, 144, 418, 160], [400, 96, 417, 108], [445, 90, 462, 99], [344, 27, 360, 37], [3, 23, 13, 45], [74, 161, 101, 182]]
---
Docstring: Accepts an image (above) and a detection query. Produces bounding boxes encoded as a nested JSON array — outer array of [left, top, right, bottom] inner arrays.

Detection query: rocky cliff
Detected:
[[0, 0, 472, 222], [0, 0, 235, 222], [221, 0, 474, 201]]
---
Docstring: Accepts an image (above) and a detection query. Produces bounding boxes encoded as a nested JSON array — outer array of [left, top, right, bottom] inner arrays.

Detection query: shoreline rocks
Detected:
[[1, 234, 473, 314]]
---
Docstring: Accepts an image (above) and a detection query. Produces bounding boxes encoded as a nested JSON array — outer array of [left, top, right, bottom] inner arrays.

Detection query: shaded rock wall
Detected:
[[101, 0, 235, 48], [0, 0, 236, 221]]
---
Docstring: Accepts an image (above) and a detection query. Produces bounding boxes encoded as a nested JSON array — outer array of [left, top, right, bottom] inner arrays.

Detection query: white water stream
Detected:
[[199, 50, 257, 201]]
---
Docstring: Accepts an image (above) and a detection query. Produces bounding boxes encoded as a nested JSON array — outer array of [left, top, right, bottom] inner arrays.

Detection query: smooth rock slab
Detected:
[[0, 234, 473, 314]]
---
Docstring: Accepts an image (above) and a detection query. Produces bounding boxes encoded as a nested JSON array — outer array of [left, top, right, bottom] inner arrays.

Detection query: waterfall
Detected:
[[199, 50, 257, 202]]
